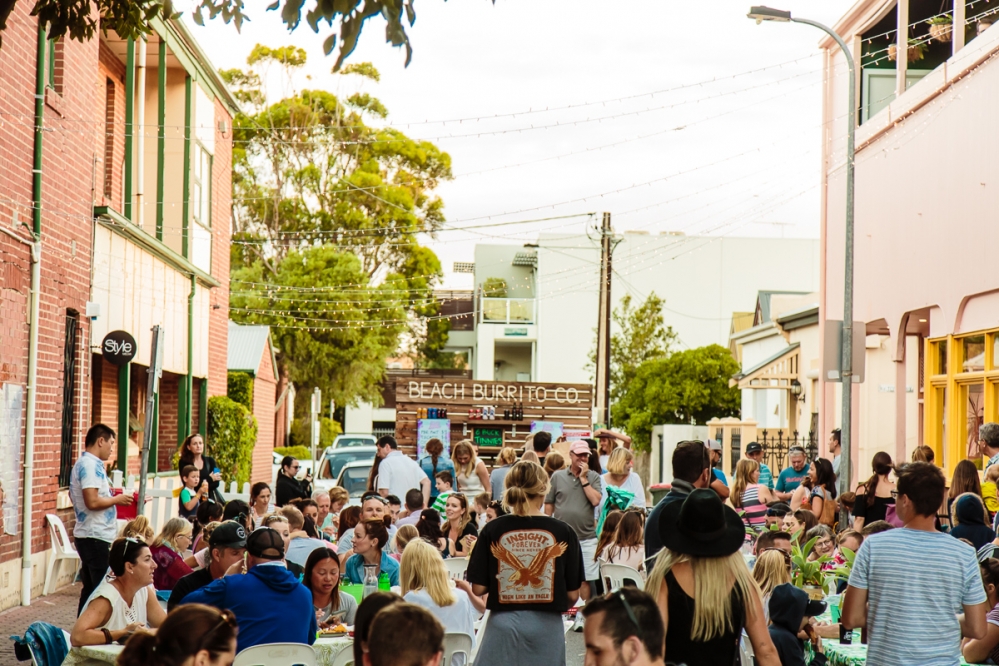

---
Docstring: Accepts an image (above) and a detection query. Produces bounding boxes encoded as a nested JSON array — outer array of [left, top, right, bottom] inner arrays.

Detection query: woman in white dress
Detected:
[[451, 440, 491, 497], [601, 448, 647, 509], [69, 538, 166, 653]]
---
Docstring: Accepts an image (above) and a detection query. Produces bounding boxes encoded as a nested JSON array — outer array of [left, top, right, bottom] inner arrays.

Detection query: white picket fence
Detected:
[[118, 475, 252, 535]]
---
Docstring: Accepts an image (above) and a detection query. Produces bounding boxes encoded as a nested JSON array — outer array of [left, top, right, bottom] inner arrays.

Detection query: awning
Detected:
[[731, 343, 800, 390]]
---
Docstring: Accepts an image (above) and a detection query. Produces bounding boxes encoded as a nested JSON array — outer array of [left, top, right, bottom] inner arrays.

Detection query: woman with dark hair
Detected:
[[68, 539, 166, 650], [353, 592, 403, 666], [420, 437, 457, 500], [249, 482, 272, 526], [365, 455, 383, 495], [177, 434, 222, 502], [782, 509, 819, 544], [117, 605, 237, 666], [303, 547, 358, 627], [222, 499, 252, 533], [416, 507, 447, 554], [852, 451, 896, 531], [337, 506, 361, 542], [942, 460, 985, 532], [276, 456, 312, 506], [343, 518, 400, 586], [192, 500, 223, 551], [808, 457, 838, 527]]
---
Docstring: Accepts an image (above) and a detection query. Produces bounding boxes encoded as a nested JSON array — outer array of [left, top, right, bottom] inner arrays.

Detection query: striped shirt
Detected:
[[739, 484, 768, 530], [758, 463, 774, 490], [849, 527, 986, 666]]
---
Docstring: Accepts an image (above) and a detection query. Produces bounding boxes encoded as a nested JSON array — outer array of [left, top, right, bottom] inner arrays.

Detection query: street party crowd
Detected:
[[31, 421, 999, 665]]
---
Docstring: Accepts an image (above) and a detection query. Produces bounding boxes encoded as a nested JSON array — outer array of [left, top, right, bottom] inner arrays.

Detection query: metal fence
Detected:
[[757, 430, 819, 475]]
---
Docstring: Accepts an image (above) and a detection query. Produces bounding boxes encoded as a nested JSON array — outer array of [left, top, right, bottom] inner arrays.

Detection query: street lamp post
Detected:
[[747, 6, 856, 525]]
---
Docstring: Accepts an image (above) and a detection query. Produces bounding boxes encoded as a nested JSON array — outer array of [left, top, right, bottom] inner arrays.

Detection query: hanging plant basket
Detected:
[[928, 17, 953, 43], [888, 39, 929, 62]]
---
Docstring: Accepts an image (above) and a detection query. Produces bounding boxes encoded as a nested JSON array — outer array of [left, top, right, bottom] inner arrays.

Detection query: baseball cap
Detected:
[[707, 440, 722, 452], [246, 527, 285, 560], [569, 440, 591, 456], [745, 442, 763, 454], [209, 521, 247, 550]]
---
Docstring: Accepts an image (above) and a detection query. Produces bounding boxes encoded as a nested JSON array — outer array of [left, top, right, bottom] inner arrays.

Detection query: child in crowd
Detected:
[[390, 524, 419, 562], [192, 499, 224, 551], [484, 500, 506, 523], [593, 510, 624, 563], [432, 471, 454, 513], [179, 464, 207, 521], [601, 509, 645, 572], [983, 465, 999, 520], [768, 583, 828, 666], [473, 492, 490, 530]]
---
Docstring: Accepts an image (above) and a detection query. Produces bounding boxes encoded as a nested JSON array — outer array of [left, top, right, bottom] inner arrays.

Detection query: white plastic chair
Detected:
[[439, 633, 473, 666], [44, 514, 80, 595], [443, 557, 468, 581], [739, 632, 754, 665], [470, 610, 489, 663], [330, 647, 354, 666], [599, 562, 644, 591], [233, 643, 317, 666]]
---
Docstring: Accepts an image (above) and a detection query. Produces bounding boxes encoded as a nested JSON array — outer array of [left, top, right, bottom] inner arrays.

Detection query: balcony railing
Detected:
[[480, 298, 535, 324]]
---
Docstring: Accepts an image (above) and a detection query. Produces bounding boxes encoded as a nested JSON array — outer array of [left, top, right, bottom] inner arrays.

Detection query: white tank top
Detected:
[[456, 467, 485, 495], [86, 580, 149, 630]]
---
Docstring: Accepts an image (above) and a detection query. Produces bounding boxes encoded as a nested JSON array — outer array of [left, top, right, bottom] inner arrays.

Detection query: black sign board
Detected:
[[102, 330, 137, 366], [474, 427, 504, 448]]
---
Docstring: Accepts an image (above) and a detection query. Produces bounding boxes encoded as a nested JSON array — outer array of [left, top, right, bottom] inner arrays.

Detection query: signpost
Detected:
[[137, 325, 164, 514], [311, 388, 321, 470]]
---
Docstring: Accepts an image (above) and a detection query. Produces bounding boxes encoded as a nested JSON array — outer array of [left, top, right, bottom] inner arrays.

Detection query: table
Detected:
[[820, 636, 971, 666], [313, 635, 353, 666], [62, 644, 123, 665]]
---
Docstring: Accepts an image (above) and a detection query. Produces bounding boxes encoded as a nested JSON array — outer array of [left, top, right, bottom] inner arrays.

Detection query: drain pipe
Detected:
[[135, 38, 146, 227], [19, 23, 46, 607]]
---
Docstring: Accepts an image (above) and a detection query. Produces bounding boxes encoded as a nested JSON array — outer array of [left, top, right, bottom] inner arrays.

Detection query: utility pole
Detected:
[[594, 212, 613, 427]]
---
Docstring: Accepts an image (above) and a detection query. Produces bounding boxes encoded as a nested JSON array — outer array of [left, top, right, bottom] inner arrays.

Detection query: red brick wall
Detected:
[[206, 102, 232, 398], [157, 373, 179, 471], [250, 342, 277, 483], [97, 39, 125, 210], [192, 378, 202, 435], [0, 3, 100, 558], [91, 354, 120, 468]]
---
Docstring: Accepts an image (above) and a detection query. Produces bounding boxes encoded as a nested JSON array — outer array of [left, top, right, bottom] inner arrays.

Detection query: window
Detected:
[[104, 78, 114, 199], [191, 143, 211, 228], [47, 38, 63, 94], [59, 311, 79, 487]]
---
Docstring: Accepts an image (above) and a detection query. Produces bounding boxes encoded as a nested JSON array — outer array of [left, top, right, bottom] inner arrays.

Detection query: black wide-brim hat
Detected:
[[658, 488, 746, 558]]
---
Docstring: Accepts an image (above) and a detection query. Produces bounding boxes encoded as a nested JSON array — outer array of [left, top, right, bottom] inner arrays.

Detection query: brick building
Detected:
[[227, 322, 279, 484], [0, 6, 235, 610]]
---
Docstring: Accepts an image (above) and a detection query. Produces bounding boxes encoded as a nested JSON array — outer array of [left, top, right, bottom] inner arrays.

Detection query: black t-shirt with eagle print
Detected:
[[467, 514, 584, 613]]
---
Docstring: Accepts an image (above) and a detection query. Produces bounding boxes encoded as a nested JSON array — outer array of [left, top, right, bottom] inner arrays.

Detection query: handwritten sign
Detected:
[[530, 421, 564, 440], [474, 427, 504, 447], [417, 419, 450, 459]]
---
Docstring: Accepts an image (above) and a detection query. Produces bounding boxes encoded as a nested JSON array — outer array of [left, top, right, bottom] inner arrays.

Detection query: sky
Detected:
[[186, 0, 855, 289]]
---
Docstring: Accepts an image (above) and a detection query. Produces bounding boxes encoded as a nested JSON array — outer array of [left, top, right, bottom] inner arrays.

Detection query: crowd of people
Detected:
[[62, 419, 999, 666]]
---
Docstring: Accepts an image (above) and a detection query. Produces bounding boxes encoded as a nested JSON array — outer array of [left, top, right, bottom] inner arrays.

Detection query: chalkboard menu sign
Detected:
[[474, 427, 504, 447]]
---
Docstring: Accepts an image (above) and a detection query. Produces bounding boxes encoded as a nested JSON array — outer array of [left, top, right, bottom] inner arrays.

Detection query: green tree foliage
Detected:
[[289, 416, 341, 453], [206, 395, 257, 485], [227, 371, 254, 409], [589, 293, 677, 403], [3, 0, 450, 72], [612, 344, 741, 452], [231, 245, 408, 408]]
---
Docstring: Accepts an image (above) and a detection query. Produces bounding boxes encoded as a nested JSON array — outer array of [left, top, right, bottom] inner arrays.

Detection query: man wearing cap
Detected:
[[645, 440, 712, 561], [168, 521, 247, 611], [775, 448, 810, 502], [184, 527, 317, 652], [546, 440, 603, 608], [706, 441, 731, 501], [768, 583, 827, 666], [744, 442, 774, 490]]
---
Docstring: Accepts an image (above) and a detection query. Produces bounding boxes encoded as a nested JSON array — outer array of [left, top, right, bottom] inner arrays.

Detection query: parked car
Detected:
[[336, 460, 374, 506], [329, 434, 378, 450], [313, 445, 377, 494]]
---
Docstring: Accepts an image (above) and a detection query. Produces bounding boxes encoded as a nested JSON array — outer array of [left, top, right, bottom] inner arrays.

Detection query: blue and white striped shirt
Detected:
[[849, 527, 986, 666]]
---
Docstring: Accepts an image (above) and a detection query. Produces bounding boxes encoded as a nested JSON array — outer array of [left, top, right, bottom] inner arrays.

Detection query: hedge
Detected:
[[288, 416, 341, 452], [227, 371, 254, 410], [274, 445, 312, 461], [207, 395, 257, 486]]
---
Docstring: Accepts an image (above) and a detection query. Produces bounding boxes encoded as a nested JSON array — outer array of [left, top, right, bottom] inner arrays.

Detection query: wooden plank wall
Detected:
[[394, 378, 593, 462]]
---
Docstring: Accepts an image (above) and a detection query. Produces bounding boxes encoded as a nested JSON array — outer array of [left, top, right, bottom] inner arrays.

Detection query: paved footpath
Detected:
[[0, 583, 81, 664]]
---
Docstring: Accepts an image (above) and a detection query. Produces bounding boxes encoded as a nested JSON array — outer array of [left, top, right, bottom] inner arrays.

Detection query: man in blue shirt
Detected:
[[185, 527, 317, 653], [706, 441, 730, 501], [775, 447, 810, 502], [744, 442, 773, 490]]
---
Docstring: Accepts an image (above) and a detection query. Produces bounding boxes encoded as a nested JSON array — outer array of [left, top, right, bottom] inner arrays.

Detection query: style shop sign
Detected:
[[406, 380, 586, 404]]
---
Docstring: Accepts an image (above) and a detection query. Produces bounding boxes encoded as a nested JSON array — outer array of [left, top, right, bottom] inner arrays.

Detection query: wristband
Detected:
[[102, 629, 113, 645], [581, 483, 590, 488]]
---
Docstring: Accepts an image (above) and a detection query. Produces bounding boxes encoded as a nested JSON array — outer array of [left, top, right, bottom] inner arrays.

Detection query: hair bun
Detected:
[[117, 631, 158, 666]]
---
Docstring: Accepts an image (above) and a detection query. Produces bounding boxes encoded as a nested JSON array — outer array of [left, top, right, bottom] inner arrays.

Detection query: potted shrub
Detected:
[[791, 535, 832, 600], [928, 15, 953, 42], [888, 38, 929, 62]]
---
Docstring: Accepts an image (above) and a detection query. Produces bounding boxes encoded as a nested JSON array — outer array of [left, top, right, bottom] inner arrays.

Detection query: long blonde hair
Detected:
[[400, 539, 457, 607], [751, 550, 791, 599], [503, 461, 550, 516], [120, 516, 155, 544], [645, 548, 760, 642], [452, 440, 478, 479], [153, 517, 193, 551], [730, 459, 760, 510]]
